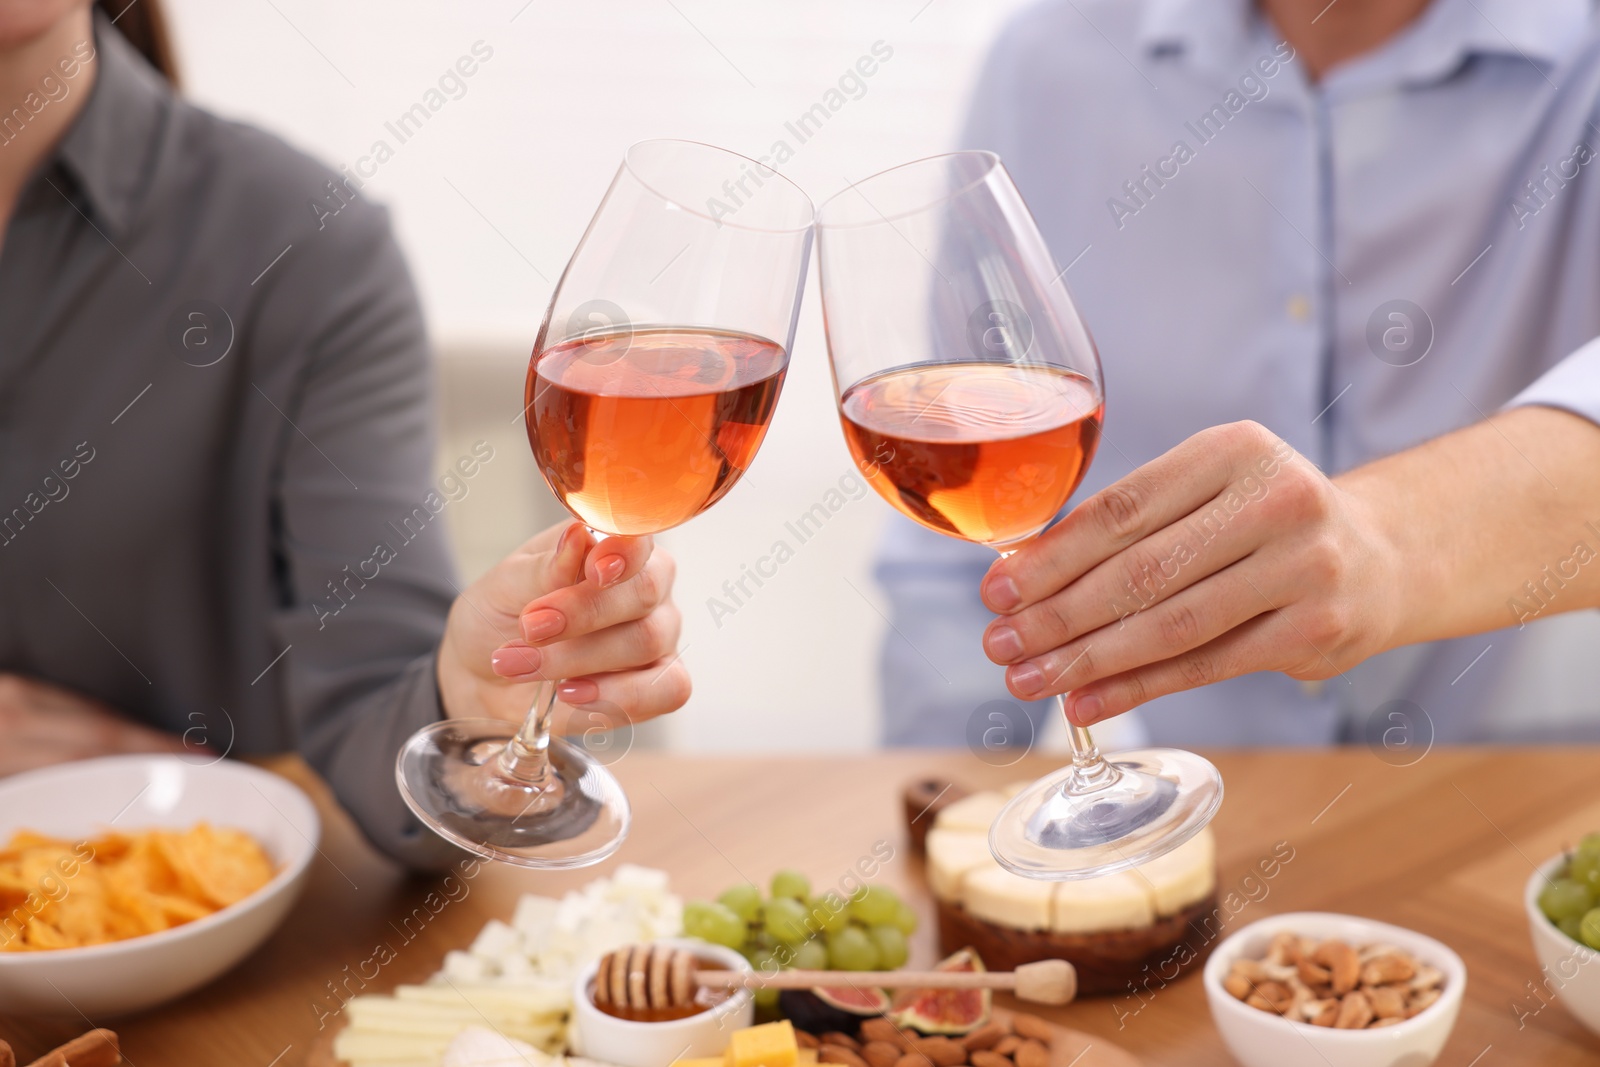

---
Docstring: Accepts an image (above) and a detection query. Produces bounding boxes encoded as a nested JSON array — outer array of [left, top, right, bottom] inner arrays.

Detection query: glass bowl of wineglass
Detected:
[[816, 152, 1221, 879], [397, 140, 814, 868]]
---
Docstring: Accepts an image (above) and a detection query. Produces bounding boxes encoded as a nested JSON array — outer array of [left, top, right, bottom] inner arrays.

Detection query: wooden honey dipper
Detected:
[[593, 944, 1078, 1012]]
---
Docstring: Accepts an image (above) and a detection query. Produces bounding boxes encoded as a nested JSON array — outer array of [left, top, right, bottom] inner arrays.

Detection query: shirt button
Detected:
[[1287, 294, 1312, 322]]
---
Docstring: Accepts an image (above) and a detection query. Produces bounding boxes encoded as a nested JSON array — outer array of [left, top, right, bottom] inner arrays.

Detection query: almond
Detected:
[[969, 1053, 1012, 1067], [1368, 986, 1406, 1020], [797, 1032, 822, 1050], [862, 1042, 901, 1067], [1009, 1013, 1054, 1044], [894, 1054, 932, 1067], [1370, 1016, 1405, 1028], [911, 1037, 965, 1067], [1360, 954, 1417, 987], [1407, 987, 1442, 1018], [1296, 959, 1331, 987], [1310, 1001, 1339, 1027], [1333, 991, 1374, 1030], [1267, 932, 1303, 966], [1253, 980, 1294, 1014], [994, 1037, 1023, 1056], [820, 1046, 869, 1067], [822, 1033, 862, 1052], [1223, 973, 1253, 1000], [1013, 1040, 1049, 1067], [862, 1019, 909, 1050], [961, 1023, 1005, 1053], [1312, 940, 1361, 996]]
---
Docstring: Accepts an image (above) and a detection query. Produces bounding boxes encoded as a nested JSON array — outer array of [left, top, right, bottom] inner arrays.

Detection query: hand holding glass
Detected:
[[397, 140, 813, 868], [816, 152, 1222, 879]]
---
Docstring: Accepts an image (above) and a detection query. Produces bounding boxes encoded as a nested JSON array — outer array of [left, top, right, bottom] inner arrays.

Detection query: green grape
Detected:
[[850, 885, 902, 926], [1571, 852, 1600, 892], [771, 869, 812, 900], [719, 883, 763, 924], [1578, 833, 1600, 858], [766, 896, 811, 944], [808, 894, 851, 934], [870, 924, 909, 969], [1560, 915, 1586, 942], [684, 900, 747, 949], [890, 899, 919, 935], [828, 925, 881, 971], [751, 928, 778, 952], [754, 986, 781, 1011], [1582, 908, 1600, 951], [792, 939, 829, 970], [1539, 878, 1595, 923]]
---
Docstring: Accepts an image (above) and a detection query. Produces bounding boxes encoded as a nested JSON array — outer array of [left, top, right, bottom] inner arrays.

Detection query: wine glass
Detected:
[[397, 140, 814, 867], [816, 152, 1222, 880]]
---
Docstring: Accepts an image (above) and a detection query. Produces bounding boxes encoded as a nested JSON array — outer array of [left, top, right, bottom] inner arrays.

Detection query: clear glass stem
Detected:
[[1058, 693, 1120, 792], [497, 678, 560, 790]]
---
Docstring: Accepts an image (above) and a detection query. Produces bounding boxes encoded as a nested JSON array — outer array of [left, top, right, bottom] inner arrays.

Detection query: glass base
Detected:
[[989, 747, 1222, 881], [396, 718, 630, 868]]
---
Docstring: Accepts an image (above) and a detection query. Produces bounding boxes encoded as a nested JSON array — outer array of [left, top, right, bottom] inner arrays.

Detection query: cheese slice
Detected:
[[963, 864, 1054, 931], [925, 827, 1002, 900], [932, 791, 1007, 832], [1131, 828, 1216, 916], [1050, 871, 1154, 934]]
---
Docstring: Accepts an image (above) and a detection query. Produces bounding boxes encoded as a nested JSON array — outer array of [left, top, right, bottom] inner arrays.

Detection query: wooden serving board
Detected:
[[306, 1009, 1140, 1067]]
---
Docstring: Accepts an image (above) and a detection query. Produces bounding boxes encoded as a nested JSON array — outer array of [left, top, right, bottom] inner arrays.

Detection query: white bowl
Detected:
[[1203, 912, 1465, 1067], [1524, 852, 1600, 1035], [0, 755, 319, 1016], [573, 939, 754, 1067]]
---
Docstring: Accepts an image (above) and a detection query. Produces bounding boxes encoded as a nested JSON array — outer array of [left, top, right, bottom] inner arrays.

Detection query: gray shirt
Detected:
[[0, 15, 460, 868]]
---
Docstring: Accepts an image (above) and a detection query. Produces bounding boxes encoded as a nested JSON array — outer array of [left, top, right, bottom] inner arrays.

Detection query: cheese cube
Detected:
[[724, 1021, 798, 1067]]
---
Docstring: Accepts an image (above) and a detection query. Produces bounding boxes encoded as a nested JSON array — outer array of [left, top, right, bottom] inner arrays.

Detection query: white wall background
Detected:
[[164, 0, 1042, 752]]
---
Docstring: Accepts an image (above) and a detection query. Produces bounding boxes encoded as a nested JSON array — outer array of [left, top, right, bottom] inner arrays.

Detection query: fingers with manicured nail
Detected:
[[584, 535, 651, 588], [521, 551, 674, 643]]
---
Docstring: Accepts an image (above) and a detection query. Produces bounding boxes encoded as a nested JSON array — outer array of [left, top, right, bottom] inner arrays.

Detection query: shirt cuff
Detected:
[[1507, 335, 1600, 426]]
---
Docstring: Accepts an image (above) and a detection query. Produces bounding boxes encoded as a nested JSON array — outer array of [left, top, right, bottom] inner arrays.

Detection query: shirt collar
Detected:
[[50, 8, 173, 236], [1136, 0, 1594, 83]]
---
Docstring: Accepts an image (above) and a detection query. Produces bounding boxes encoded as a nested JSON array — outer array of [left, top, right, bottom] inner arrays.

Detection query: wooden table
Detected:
[[5, 749, 1600, 1066]]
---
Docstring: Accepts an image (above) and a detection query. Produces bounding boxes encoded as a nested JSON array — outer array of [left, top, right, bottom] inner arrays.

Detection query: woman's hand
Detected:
[[978, 421, 1405, 726], [436, 521, 690, 734], [0, 673, 184, 777]]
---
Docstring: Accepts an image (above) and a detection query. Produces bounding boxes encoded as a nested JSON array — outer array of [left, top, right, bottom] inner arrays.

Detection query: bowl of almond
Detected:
[[1202, 913, 1465, 1067]]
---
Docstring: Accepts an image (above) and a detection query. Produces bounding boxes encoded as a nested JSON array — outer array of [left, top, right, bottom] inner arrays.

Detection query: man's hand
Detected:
[[0, 673, 184, 777], [436, 521, 689, 734], [978, 421, 1405, 725]]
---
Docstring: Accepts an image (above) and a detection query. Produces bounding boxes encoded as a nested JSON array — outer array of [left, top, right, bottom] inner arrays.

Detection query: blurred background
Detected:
[[162, 0, 1045, 753]]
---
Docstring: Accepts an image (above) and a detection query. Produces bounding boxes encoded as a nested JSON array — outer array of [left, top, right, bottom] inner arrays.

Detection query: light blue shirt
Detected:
[[878, 0, 1600, 747]]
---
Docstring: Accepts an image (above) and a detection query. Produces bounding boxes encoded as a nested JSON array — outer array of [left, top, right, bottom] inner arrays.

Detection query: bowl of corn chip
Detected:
[[0, 754, 319, 1016]]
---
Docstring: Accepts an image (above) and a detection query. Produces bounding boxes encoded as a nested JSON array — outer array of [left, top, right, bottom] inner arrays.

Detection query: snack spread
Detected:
[[333, 866, 680, 1066], [1221, 932, 1444, 1029], [0, 824, 273, 951]]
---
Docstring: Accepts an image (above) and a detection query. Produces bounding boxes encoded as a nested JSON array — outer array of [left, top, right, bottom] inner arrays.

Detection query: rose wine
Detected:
[[840, 362, 1102, 548], [528, 327, 787, 535]]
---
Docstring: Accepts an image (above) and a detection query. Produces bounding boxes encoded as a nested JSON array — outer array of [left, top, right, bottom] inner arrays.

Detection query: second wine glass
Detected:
[[816, 152, 1222, 880], [397, 140, 814, 868]]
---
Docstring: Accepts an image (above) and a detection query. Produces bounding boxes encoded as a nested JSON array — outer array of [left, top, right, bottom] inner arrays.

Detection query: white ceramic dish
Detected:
[[1524, 852, 1600, 1036], [1203, 912, 1465, 1067], [0, 755, 319, 1017], [572, 939, 754, 1067]]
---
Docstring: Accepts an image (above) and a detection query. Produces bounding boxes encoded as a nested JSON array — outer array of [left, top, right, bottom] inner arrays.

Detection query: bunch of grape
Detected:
[[683, 870, 919, 1006], [1538, 834, 1600, 948]]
